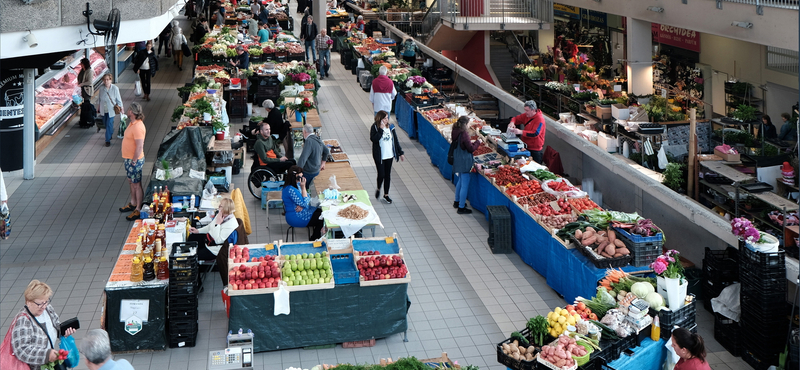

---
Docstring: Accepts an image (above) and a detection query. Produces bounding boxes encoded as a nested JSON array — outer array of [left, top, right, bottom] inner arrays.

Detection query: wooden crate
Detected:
[[356, 253, 411, 286]]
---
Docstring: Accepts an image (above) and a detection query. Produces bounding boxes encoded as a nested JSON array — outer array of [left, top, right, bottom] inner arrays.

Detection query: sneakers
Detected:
[[453, 201, 459, 209], [457, 207, 473, 214], [119, 203, 136, 212], [126, 210, 141, 221], [105, 142, 110, 147], [375, 189, 380, 199], [383, 195, 393, 204]]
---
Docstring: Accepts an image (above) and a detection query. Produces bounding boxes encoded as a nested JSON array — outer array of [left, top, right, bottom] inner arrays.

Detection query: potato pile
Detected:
[[501, 340, 536, 362], [539, 336, 588, 369], [574, 227, 630, 258]]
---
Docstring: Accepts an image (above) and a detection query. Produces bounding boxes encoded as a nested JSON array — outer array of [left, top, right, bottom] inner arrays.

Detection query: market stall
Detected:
[[225, 238, 410, 352]]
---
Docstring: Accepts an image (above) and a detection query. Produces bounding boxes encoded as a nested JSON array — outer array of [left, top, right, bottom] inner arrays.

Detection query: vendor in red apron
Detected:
[[507, 100, 546, 164]]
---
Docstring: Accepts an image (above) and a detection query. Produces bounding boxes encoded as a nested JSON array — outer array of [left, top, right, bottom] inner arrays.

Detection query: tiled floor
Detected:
[[0, 5, 752, 370]]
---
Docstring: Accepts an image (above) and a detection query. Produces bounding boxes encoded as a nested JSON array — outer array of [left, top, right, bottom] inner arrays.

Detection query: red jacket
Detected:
[[511, 110, 546, 151]]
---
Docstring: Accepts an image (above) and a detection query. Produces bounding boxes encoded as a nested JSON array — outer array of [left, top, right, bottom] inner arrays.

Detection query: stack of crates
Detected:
[[614, 227, 663, 267], [739, 244, 788, 369], [486, 206, 511, 254], [702, 246, 739, 312], [168, 242, 199, 348]]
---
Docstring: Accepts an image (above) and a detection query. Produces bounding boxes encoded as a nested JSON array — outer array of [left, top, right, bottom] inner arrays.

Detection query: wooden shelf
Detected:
[[699, 161, 754, 183]]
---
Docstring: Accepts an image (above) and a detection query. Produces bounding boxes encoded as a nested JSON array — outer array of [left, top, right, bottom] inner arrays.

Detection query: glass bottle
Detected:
[[130, 256, 144, 282], [143, 256, 155, 281], [156, 225, 166, 246], [157, 256, 169, 280], [165, 203, 174, 221]]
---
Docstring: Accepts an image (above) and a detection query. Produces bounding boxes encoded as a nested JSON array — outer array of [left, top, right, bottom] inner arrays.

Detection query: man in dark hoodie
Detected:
[[507, 100, 546, 163], [297, 123, 329, 190]]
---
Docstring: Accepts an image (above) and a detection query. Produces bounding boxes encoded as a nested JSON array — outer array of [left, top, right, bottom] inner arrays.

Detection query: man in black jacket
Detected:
[[299, 16, 318, 62]]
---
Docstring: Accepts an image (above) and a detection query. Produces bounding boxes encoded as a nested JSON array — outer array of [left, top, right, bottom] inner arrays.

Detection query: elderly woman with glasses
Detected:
[[10, 280, 77, 369]]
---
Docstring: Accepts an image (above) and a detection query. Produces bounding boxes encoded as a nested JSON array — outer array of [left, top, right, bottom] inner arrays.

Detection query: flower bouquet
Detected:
[[289, 72, 312, 84], [41, 349, 69, 370], [650, 249, 683, 279], [288, 97, 316, 113], [405, 76, 427, 94], [651, 249, 687, 309]]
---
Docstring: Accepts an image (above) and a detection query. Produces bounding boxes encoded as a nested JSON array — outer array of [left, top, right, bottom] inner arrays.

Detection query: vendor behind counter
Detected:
[[508, 100, 546, 164]]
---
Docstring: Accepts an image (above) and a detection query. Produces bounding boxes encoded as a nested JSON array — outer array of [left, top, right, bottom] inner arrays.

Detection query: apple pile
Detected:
[[230, 245, 250, 263], [357, 254, 408, 281], [229, 260, 282, 290], [249, 255, 276, 263], [281, 252, 333, 286], [354, 250, 381, 256]]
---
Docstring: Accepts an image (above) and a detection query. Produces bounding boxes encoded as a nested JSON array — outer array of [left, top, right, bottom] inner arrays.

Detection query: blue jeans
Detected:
[[103, 113, 115, 143], [317, 48, 331, 77], [305, 171, 319, 190], [304, 40, 316, 62], [454, 172, 471, 208]]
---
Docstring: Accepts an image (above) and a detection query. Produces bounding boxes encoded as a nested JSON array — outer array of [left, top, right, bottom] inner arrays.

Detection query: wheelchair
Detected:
[[247, 153, 296, 200]]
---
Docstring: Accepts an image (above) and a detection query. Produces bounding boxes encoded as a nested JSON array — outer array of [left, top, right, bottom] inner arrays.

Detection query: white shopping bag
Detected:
[[134, 77, 143, 97], [657, 146, 668, 170], [274, 281, 290, 316]]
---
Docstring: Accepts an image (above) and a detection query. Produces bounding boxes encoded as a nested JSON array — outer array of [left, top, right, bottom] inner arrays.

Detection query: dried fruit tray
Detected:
[[331, 153, 350, 162]]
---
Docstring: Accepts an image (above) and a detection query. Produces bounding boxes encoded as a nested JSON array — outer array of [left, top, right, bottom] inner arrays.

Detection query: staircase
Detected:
[[489, 0, 531, 17], [489, 42, 516, 90]]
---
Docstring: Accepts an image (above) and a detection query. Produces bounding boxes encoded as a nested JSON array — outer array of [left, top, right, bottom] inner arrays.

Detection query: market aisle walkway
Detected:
[[1, 4, 743, 370]]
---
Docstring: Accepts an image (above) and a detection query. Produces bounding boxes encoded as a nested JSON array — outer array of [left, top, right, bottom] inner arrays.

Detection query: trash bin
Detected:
[[0, 119, 23, 171]]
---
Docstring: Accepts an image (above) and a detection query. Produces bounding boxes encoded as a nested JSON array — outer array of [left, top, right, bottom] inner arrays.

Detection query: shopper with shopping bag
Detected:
[[94, 73, 123, 147]]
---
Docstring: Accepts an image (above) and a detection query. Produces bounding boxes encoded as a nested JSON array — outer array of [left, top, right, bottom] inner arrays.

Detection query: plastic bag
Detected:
[[274, 281, 290, 316], [134, 77, 143, 97], [663, 336, 679, 370], [711, 283, 740, 322], [60, 335, 80, 368], [657, 146, 668, 170], [117, 114, 128, 139], [0, 204, 10, 240]]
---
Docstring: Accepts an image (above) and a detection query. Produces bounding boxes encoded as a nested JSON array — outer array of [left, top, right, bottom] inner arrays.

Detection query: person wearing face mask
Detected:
[[132, 41, 158, 101], [94, 73, 123, 147], [507, 100, 546, 163], [671, 327, 710, 370], [9, 280, 78, 370]]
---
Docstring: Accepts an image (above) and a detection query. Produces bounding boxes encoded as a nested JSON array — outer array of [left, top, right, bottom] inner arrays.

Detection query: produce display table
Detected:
[[315, 162, 363, 191], [395, 95, 417, 138], [416, 112, 453, 181], [607, 338, 667, 370], [321, 189, 381, 238], [228, 283, 409, 352]]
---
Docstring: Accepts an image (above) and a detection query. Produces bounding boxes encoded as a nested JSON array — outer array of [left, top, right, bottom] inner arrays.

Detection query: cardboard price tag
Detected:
[[265, 244, 274, 251], [385, 237, 395, 244], [313, 241, 323, 248], [549, 201, 562, 212]]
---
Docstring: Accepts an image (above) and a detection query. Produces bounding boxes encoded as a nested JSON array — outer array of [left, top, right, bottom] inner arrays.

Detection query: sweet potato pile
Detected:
[[574, 227, 630, 258]]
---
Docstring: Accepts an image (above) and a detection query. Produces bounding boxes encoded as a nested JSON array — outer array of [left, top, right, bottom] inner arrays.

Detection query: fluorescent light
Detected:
[[731, 21, 753, 29], [647, 6, 664, 12]]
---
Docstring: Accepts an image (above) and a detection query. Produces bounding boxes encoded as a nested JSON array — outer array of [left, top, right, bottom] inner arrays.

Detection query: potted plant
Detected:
[[212, 118, 226, 140], [731, 217, 779, 253], [662, 162, 685, 192], [650, 250, 686, 309], [731, 104, 759, 123], [405, 76, 427, 94], [287, 97, 316, 122]]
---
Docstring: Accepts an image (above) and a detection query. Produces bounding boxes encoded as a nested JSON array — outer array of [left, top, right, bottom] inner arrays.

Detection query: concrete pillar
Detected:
[[537, 28, 554, 54], [315, 0, 327, 33], [626, 17, 653, 96], [22, 68, 35, 180]]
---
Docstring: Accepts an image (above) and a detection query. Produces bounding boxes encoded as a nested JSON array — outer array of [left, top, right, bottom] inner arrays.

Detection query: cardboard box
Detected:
[[612, 104, 629, 120], [714, 148, 740, 162], [597, 106, 612, 120], [598, 132, 619, 153]]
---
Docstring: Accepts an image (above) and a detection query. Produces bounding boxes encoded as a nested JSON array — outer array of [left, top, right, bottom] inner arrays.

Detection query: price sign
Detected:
[[549, 201, 562, 212]]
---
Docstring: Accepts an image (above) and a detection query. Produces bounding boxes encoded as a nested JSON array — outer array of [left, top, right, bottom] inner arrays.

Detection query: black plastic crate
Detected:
[[740, 279, 787, 302], [168, 334, 198, 348], [660, 316, 697, 340], [611, 335, 638, 359], [656, 294, 696, 330], [742, 349, 778, 370], [495, 328, 538, 370], [170, 242, 198, 263], [741, 267, 788, 288], [704, 246, 739, 274], [741, 323, 788, 354], [740, 292, 789, 317], [614, 228, 663, 267], [169, 258, 199, 270], [169, 320, 198, 334], [714, 313, 741, 356], [630, 248, 662, 268], [168, 309, 199, 321], [169, 281, 199, 296], [740, 245, 786, 270], [168, 299, 199, 313], [487, 206, 512, 254], [589, 339, 617, 363]]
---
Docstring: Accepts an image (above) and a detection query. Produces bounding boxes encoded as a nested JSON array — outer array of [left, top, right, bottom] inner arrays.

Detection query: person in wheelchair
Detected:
[[250, 100, 293, 158], [251, 120, 295, 183]]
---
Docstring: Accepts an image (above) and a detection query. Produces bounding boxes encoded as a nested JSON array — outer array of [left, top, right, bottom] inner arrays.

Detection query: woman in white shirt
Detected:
[[172, 27, 188, 71], [188, 198, 240, 260], [369, 111, 405, 204], [94, 73, 123, 147]]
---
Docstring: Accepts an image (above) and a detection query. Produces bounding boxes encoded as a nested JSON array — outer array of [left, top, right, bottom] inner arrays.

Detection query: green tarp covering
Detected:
[[228, 283, 410, 352]]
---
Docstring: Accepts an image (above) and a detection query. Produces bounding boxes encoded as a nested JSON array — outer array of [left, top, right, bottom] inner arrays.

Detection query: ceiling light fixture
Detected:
[[647, 6, 664, 12], [731, 21, 753, 29]]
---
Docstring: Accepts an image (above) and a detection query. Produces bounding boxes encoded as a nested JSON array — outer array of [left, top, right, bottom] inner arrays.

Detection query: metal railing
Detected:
[[376, 0, 438, 39], [715, 0, 798, 9], [767, 46, 799, 75], [500, 31, 533, 65], [420, 0, 441, 41], [439, 0, 553, 28]]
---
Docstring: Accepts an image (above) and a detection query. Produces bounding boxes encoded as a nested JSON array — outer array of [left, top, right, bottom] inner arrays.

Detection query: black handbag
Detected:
[[182, 42, 191, 57], [24, 307, 68, 370], [447, 132, 462, 165]]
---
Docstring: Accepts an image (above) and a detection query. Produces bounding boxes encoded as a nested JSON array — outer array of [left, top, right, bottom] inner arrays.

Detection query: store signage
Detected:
[[554, 3, 580, 19], [581, 9, 607, 27], [120, 299, 149, 322], [651, 23, 700, 53], [0, 71, 24, 121]]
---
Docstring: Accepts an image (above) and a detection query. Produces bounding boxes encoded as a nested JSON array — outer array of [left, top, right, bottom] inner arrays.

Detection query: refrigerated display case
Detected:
[[34, 49, 108, 136]]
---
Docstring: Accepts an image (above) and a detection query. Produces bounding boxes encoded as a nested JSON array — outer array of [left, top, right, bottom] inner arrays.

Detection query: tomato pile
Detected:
[[506, 180, 542, 197], [544, 179, 580, 193], [473, 145, 493, 156], [489, 166, 526, 186], [568, 197, 602, 213]]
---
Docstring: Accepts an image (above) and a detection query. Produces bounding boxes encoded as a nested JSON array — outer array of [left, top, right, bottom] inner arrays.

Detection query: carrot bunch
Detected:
[[599, 268, 627, 291]]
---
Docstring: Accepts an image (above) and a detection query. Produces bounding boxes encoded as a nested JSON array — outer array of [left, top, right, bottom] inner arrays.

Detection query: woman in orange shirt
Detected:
[[119, 103, 147, 221]]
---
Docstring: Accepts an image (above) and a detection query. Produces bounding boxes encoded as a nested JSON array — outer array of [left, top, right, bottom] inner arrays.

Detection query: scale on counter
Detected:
[[497, 132, 526, 152], [208, 329, 255, 370]]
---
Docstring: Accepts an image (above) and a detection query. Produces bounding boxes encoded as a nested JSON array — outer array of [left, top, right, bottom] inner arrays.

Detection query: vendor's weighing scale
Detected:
[[496, 132, 531, 158], [208, 330, 255, 370]]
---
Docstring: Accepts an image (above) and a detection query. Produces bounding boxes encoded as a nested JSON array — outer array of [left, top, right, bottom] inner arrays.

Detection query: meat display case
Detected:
[[34, 49, 108, 136]]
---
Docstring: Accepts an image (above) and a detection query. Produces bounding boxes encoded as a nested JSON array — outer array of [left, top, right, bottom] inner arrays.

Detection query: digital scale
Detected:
[[207, 329, 255, 370], [496, 132, 531, 158]]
